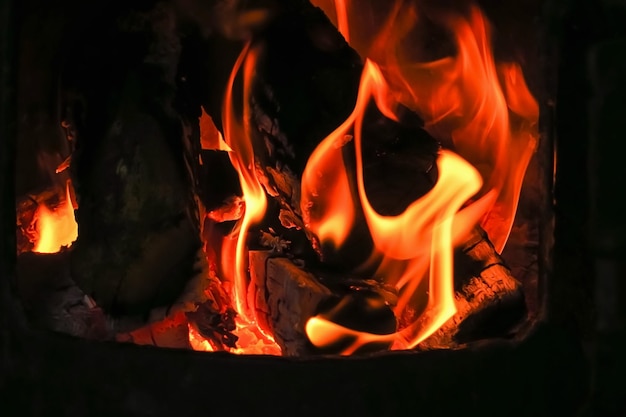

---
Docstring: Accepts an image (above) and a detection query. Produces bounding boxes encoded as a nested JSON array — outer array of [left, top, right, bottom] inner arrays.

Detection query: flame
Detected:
[[303, 61, 489, 353], [334, 0, 350, 43], [303, 1, 538, 352], [32, 181, 78, 253], [315, 0, 539, 253], [190, 0, 537, 355], [300, 129, 355, 250], [219, 42, 281, 354]]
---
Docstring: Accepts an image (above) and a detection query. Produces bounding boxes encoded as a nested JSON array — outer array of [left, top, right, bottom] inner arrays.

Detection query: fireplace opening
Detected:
[[13, 0, 548, 357]]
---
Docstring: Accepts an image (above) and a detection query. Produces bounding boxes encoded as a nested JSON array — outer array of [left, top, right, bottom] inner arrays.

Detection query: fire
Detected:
[[32, 181, 78, 253], [302, 1, 538, 353], [19, 1, 536, 356], [215, 42, 282, 354]]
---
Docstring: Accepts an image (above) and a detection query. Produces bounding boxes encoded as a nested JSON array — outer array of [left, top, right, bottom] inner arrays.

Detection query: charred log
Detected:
[[60, 2, 233, 330], [16, 251, 111, 340]]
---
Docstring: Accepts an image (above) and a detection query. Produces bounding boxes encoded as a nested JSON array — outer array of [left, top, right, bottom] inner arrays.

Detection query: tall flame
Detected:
[[304, 1, 538, 353], [33, 181, 78, 253], [303, 61, 491, 353], [219, 43, 281, 354], [221, 43, 267, 323]]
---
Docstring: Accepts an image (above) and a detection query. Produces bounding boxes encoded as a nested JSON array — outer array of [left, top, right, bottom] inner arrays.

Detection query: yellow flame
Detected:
[[33, 181, 78, 253]]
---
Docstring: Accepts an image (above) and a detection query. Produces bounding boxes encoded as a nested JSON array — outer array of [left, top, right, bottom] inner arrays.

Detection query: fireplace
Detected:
[[1, 0, 623, 415]]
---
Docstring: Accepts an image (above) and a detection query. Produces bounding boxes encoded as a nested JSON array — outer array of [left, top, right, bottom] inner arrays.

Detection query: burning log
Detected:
[[198, 2, 441, 266], [249, 226, 525, 356]]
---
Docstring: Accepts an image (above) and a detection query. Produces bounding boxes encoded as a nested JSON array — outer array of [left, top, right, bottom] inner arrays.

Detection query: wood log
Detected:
[[116, 311, 191, 350], [59, 1, 235, 330], [249, 250, 333, 356], [249, 226, 525, 356], [15, 251, 112, 340], [15, 231, 237, 350]]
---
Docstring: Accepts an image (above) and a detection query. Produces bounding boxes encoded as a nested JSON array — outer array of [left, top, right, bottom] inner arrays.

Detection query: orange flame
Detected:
[[334, 0, 350, 43], [315, 1, 539, 253], [300, 127, 355, 250], [304, 1, 538, 352], [218, 43, 282, 354], [33, 181, 78, 253], [221, 43, 267, 323], [371, 3, 537, 253], [303, 61, 490, 353], [192, 0, 537, 355]]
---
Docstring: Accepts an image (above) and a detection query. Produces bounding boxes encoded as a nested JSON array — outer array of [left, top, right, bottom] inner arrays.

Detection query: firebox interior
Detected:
[[14, 0, 547, 357]]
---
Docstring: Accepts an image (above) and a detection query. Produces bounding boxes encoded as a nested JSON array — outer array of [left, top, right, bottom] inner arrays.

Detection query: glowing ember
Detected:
[[32, 181, 78, 254], [229, 321, 282, 355]]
